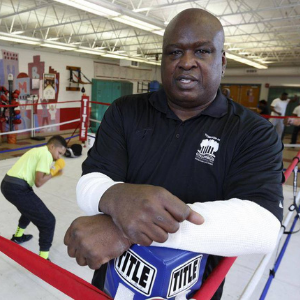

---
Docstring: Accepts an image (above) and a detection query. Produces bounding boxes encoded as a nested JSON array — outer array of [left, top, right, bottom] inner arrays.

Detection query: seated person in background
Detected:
[[1, 135, 67, 260], [64, 8, 283, 300], [257, 99, 269, 116]]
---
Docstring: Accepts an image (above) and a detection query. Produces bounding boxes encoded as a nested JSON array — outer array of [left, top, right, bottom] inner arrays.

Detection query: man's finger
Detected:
[[186, 208, 205, 225], [75, 252, 88, 266], [163, 196, 191, 222], [64, 226, 71, 245]]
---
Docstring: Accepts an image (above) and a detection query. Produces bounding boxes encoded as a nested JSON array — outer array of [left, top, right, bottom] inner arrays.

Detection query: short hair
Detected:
[[259, 100, 267, 105], [47, 135, 67, 148], [282, 92, 288, 96]]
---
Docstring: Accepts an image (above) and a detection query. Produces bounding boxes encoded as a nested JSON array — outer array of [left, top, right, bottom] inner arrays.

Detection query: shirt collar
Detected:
[[149, 88, 228, 119]]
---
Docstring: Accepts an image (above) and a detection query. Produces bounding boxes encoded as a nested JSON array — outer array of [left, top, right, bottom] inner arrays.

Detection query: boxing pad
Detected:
[[104, 245, 208, 300], [50, 158, 65, 176]]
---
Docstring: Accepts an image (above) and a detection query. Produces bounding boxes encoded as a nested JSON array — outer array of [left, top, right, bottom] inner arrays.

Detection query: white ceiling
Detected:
[[0, 0, 300, 69]]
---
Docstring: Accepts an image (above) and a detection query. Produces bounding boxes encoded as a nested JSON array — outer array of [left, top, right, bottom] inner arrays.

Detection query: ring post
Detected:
[[79, 95, 90, 145]]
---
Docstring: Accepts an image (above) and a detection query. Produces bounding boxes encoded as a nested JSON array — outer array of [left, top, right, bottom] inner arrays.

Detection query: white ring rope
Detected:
[[284, 144, 300, 148], [239, 190, 300, 300], [90, 118, 101, 124], [0, 118, 80, 136]]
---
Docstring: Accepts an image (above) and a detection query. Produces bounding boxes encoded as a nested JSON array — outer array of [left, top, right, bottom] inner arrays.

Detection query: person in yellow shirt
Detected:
[[1, 135, 67, 260]]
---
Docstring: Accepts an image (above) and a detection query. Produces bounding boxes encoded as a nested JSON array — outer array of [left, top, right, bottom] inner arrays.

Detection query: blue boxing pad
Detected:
[[104, 245, 208, 299]]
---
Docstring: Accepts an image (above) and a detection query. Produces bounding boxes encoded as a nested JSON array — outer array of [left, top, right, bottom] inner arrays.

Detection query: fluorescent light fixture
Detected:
[[46, 37, 60, 41], [153, 30, 165, 36], [113, 15, 161, 31], [54, 0, 164, 36], [226, 51, 268, 69], [75, 48, 105, 55], [0, 34, 40, 45], [11, 31, 25, 35], [41, 43, 74, 50], [54, 0, 120, 17], [102, 53, 128, 59]]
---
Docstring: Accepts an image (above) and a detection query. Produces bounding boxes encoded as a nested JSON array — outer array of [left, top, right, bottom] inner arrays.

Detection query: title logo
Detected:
[[114, 249, 157, 296], [167, 255, 203, 298]]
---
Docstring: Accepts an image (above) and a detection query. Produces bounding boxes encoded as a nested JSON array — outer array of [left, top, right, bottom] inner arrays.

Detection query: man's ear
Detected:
[[221, 51, 227, 77]]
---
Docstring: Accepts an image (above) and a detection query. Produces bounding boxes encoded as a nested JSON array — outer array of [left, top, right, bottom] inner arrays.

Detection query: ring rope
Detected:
[[0, 119, 80, 136], [90, 118, 101, 124], [0, 100, 81, 107], [90, 101, 111, 106], [0, 135, 79, 154]]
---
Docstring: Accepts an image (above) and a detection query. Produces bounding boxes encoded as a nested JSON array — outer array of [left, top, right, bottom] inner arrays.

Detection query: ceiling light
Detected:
[[41, 43, 74, 50], [46, 37, 60, 41], [75, 48, 105, 55], [113, 15, 161, 31], [54, 0, 164, 36], [54, 0, 120, 17], [0, 34, 40, 45], [153, 30, 165, 36], [102, 53, 128, 59], [11, 31, 25, 35], [226, 51, 268, 69]]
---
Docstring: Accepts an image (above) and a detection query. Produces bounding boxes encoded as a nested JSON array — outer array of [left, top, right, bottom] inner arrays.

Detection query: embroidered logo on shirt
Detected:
[[195, 134, 220, 166]]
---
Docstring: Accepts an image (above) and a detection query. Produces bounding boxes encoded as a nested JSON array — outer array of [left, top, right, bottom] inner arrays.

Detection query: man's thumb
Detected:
[[186, 208, 205, 225]]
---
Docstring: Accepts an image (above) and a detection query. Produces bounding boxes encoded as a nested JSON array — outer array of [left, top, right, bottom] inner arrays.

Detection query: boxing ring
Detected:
[[0, 100, 299, 299]]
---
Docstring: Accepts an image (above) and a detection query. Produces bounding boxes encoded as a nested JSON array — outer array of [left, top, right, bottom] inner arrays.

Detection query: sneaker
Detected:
[[11, 234, 33, 244]]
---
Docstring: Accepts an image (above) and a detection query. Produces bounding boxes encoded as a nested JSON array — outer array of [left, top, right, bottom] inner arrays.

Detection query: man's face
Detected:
[[161, 16, 226, 110], [49, 145, 66, 161]]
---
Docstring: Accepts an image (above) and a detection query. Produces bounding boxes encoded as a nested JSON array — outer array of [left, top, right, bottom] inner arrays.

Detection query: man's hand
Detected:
[[100, 184, 204, 246], [64, 214, 131, 269]]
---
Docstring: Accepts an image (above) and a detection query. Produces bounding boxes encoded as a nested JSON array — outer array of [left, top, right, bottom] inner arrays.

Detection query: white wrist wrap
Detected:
[[76, 172, 123, 215]]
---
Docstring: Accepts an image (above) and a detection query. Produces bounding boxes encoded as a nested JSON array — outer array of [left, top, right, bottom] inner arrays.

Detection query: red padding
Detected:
[[90, 101, 111, 106], [0, 235, 112, 300], [193, 257, 237, 299], [261, 115, 300, 119], [283, 150, 300, 182]]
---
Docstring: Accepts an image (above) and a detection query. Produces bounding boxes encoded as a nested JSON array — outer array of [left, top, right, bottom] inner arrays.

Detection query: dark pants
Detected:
[[291, 126, 300, 144], [1, 175, 55, 251]]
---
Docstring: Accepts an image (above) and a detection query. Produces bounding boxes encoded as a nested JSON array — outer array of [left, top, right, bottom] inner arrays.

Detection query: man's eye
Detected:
[[170, 50, 182, 56], [196, 49, 211, 54]]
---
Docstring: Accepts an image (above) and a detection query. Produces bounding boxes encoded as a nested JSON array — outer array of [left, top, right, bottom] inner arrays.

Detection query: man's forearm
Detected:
[[152, 199, 281, 256]]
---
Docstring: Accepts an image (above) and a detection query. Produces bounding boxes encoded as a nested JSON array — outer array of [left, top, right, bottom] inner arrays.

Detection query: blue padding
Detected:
[[104, 245, 208, 299]]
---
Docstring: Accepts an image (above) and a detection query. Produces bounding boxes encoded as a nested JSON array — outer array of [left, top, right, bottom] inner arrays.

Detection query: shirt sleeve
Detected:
[[82, 99, 127, 181], [223, 120, 284, 222], [36, 149, 52, 175], [270, 99, 277, 107]]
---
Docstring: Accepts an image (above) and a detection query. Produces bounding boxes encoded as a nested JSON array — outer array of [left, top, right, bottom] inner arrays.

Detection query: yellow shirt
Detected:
[[7, 146, 53, 187]]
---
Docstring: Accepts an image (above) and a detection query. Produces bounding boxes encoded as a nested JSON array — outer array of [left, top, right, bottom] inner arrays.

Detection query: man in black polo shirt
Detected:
[[64, 8, 283, 299]]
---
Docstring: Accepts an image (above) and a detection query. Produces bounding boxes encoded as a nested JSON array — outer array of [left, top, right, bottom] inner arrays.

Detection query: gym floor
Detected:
[[0, 135, 299, 299]]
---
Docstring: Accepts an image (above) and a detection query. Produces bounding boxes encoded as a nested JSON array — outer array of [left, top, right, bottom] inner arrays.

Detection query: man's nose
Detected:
[[178, 51, 197, 70]]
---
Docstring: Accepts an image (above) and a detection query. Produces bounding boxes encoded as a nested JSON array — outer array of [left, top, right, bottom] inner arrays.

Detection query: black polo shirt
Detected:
[[83, 88, 283, 299]]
